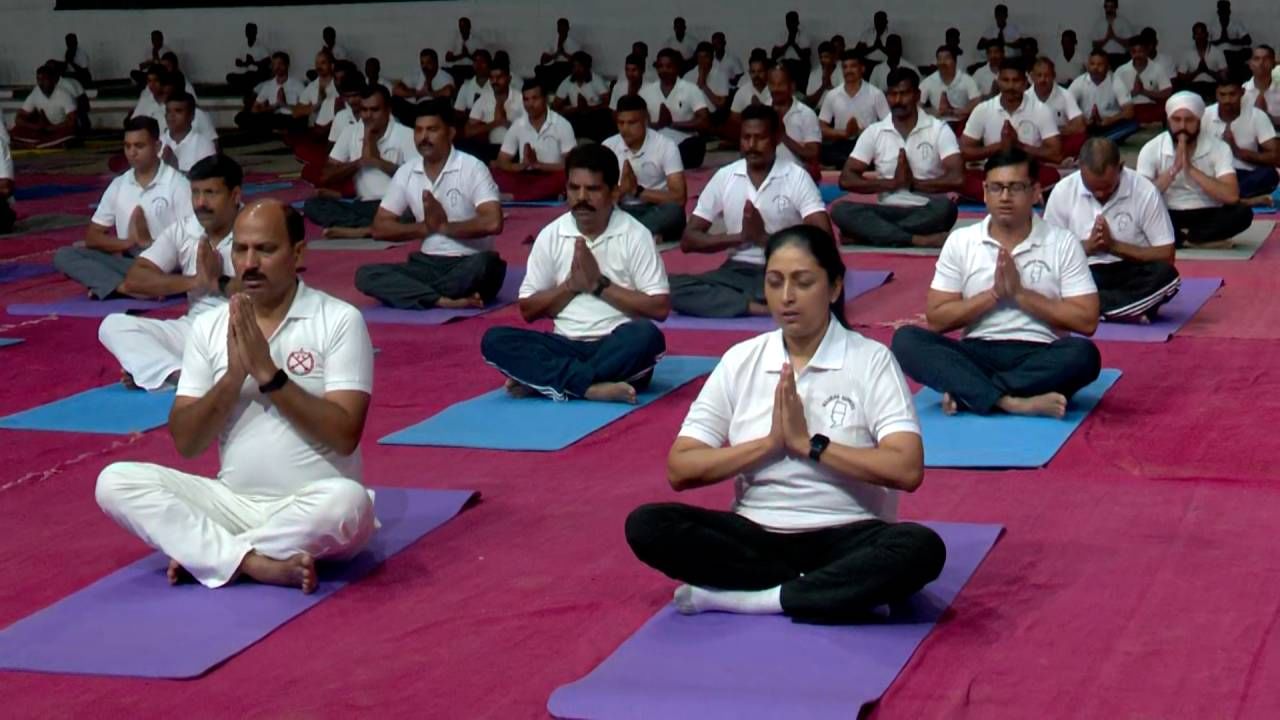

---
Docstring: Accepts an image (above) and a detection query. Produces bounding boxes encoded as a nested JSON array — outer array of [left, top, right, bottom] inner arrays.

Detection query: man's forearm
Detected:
[[519, 282, 577, 321], [120, 267, 200, 299], [169, 374, 243, 458], [926, 292, 998, 333], [1014, 289, 1098, 333], [269, 385, 366, 456], [600, 286, 670, 320]]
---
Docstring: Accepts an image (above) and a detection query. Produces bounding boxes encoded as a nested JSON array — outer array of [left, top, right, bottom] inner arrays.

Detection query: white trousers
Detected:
[[96, 462, 377, 588], [98, 314, 192, 390]]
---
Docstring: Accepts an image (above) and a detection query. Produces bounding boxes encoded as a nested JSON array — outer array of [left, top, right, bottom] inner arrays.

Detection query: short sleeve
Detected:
[[962, 104, 985, 140], [689, 86, 709, 113], [691, 170, 725, 223], [872, 89, 890, 120], [623, 229, 670, 295], [468, 162, 501, 207], [20, 94, 36, 113], [817, 92, 835, 123], [660, 138, 685, 175], [138, 222, 182, 272], [1153, 67, 1173, 90], [321, 306, 374, 394], [864, 347, 921, 441], [677, 356, 734, 447], [850, 129, 877, 165], [469, 98, 487, 120], [936, 125, 961, 159], [1057, 233, 1098, 297], [176, 314, 218, 398], [329, 125, 356, 162], [499, 123, 520, 156], [1136, 179, 1176, 247], [379, 167, 411, 215], [57, 91, 76, 114], [1134, 141, 1160, 180], [1254, 110, 1277, 144], [1042, 182, 1072, 231], [0, 140, 12, 181], [556, 120, 577, 155], [796, 111, 821, 143], [1114, 81, 1134, 106], [1061, 90, 1083, 120], [1036, 105, 1060, 139], [791, 172, 827, 217], [90, 179, 120, 230], [555, 78, 573, 101], [1211, 142, 1235, 178], [931, 234, 966, 292], [168, 180, 194, 227], [518, 225, 559, 297]]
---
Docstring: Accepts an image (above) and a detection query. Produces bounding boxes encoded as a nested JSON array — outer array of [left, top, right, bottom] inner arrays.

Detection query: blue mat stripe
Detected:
[[0, 384, 175, 435]]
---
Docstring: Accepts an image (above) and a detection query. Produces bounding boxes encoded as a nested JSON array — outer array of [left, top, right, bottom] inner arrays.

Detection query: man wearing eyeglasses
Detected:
[[892, 147, 1102, 419]]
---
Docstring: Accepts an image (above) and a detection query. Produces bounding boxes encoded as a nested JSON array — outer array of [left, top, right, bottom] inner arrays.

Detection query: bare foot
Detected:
[[321, 226, 372, 239], [998, 393, 1068, 419], [167, 558, 194, 586], [436, 294, 485, 309], [584, 381, 638, 404], [911, 232, 948, 248], [504, 378, 539, 398], [747, 301, 771, 316], [238, 551, 317, 593], [941, 392, 960, 415], [121, 371, 139, 390]]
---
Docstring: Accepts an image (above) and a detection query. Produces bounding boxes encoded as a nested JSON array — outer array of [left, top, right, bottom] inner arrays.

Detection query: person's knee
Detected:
[[1059, 337, 1102, 379], [624, 503, 682, 557], [97, 313, 131, 346], [893, 522, 947, 583], [352, 264, 383, 293], [829, 203, 864, 234], [890, 325, 931, 359], [306, 478, 375, 534], [936, 199, 959, 229], [95, 462, 144, 514], [52, 245, 85, 273], [618, 320, 667, 356], [479, 326, 520, 364]]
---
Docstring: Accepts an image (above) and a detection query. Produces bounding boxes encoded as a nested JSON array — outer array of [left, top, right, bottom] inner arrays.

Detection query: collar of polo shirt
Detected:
[[413, 146, 461, 179], [979, 215, 1049, 254], [1159, 130, 1218, 161], [730, 156, 790, 188], [129, 162, 175, 190], [1075, 167, 1133, 206], [280, 279, 320, 320], [761, 317, 848, 373], [883, 108, 938, 138], [561, 206, 626, 248]]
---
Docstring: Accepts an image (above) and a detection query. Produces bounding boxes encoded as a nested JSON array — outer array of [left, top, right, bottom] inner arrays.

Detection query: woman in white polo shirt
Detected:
[[627, 224, 945, 624]]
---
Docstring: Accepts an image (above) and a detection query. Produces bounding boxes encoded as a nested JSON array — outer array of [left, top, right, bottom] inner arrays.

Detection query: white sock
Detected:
[[672, 584, 784, 615]]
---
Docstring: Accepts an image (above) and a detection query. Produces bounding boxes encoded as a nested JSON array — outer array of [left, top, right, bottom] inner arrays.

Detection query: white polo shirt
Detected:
[[773, 29, 814, 61], [542, 34, 582, 64], [776, 101, 821, 167], [1049, 49, 1087, 83], [379, 148, 501, 256], [1202, 104, 1277, 171], [57, 76, 84, 99], [608, 83, 643, 111], [869, 60, 921, 92], [455, 77, 492, 113], [556, 73, 610, 106], [1113, 61, 1173, 105], [469, 88, 525, 145], [1136, 131, 1237, 210], [857, 27, 890, 62], [806, 65, 839, 105], [920, 71, 982, 115], [851, 111, 960, 207], [255, 77, 307, 115], [405, 69, 454, 98], [21, 85, 77, 125], [521, 209, 670, 340], [1036, 84, 1084, 128], [299, 77, 338, 125], [138, 213, 234, 313], [1043, 167, 1174, 265], [1209, 20, 1250, 45], [639, 79, 710, 143], [602, 129, 684, 192], [716, 54, 745, 82], [91, 163, 192, 239], [933, 216, 1096, 343], [964, 93, 1060, 146], [1092, 16, 1136, 55], [160, 129, 217, 173], [450, 31, 486, 67], [679, 319, 919, 531], [972, 63, 1000, 95], [327, 106, 357, 143], [818, 81, 890, 132], [178, 280, 373, 498], [730, 84, 771, 113], [1243, 78, 1280, 118], [1178, 47, 1229, 84], [499, 110, 576, 163], [330, 120, 418, 201], [663, 34, 700, 62], [982, 22, 1024, 55], [1069, 72, 1132, 118], [683, 66, 731, 103], [692, 158, 827, 266], [0, 134, 12, 182]]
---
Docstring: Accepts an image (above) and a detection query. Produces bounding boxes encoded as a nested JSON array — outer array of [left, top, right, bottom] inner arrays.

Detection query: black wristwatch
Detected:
[[592, 275, 612, 296], [809, 434, 831, 462], [259, 368, 289, 394], [217, 275, 232, 295]]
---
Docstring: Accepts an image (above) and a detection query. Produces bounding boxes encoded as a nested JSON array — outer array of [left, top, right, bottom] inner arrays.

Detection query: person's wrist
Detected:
[[251, 362, 280, 386]]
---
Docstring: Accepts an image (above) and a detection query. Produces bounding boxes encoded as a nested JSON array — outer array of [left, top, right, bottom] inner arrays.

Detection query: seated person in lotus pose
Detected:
[[920, 45, 982, 125], [392, 48, 456, 126], [480, 144, 670, 404], [454, 50, 493, 116], [971, 42, 1006, 98], [100, 156, 242, 390], [959, 59, 1063, 202], [892, 148, 1101, 418], [355, 101, 506, 310], [554, 51, 612, 143], [1114, 36, 1173, 125], [226, 22, 271, 96], [160, 92, 217, 174], [832, 68, 962, 248], [295, 49, 339, 139], [640, 48, 712, 169], [236, 52, 307, 135], [626, 224, 945, 623], [54, 117, 192, 299], [1069, 49, 1138, 143], [609, 53, 648, 112], [669, 105, 830, 318], [769, 65, 822, 180], [1202, 77, 1279, 205], [1136, 91, 1253, 248], [1045, 137, 1180, 322], [462, 62, 523, 164], [96, 199, 376, 593], [728, 54, 773, 141], [1031, 58, 1086, 159], [490, 80, 577, 202], [603, 95, 689, 243], [11, 64, 78, 148], [303, 85, 417, 239], [817, 51, 890, 168]]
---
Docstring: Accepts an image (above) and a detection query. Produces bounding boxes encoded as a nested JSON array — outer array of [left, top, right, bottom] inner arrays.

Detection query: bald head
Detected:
[[1079, 137, 1121, 175], [235, 199, 304, 244]]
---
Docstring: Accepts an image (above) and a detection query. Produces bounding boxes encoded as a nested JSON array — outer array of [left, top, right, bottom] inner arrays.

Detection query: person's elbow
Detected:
[[370, 216, 397, 240], [517, 298, 540, 324], [649, 294, 672, 321], [665, 463, 696, 492], [896, 464, 925, 493], [329, 432, 362, 457]]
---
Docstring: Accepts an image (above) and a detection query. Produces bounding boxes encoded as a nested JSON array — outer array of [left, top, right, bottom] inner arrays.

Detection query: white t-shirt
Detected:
[[1202, 104, 1277, 171], [177, 281, 373, 498], [932, 216, 1097, 343], [773, 28, 815, 61], [1209, 19, 1250, 45], [299, 77, 338, 125], [663, 33, 700, 61], [233, 38, 271, 72], [679, 320, 919, 531], [404, 69, 454, 99], [920, 71, 982, 115], [1036, 85, 1084, 128], [21, 85, 77, 125], [1049, 48, 1088, 83], [971, 63, 1000, 96], [521, 209, 670, 340], [131, 89, 166, 126], [776, 101, 822, 167], [963, 94, 1060, 147], [255, 77, 307, 115], [469, 88, 526, 145], [0, 134, 12, 182], [57, 76, 84, 99], [1092, 15, 1136, 54], [324, 43, 350, 61], [981, 22, 1024, 56], [1113, 60, 1172, 105], [556, 73, 610, 106], [1069, 72, 1133, 118], [602, 130, 684, 192], [450, 30, 487, 67], [1043, 167, 1174, 265], [683, 66, 731, 104], [1243, 78, 1280, 119], [67, 47, 90, 71], [608, 82, 645, 111], [692, 158, 827, 266], [379, 149, 501, 256], [818, 81, 890, 132], [454, 78, 493, 113], [869, 60, 921, 92], [857, 27, 890, 62], [542, 34, 582, 65], [138, 213, 234, 312], [499, 111, 577, 163], [91, 163, 192, 239], [327, 106, 357, 143], [1177, 47, 1229, 84], [716, 54, 745, 82], [805, 64, 840, 104], [638, 79, 710, 143], [730, 84, 771, 113], [1136, 130, 1237, 210], [330, 120, 418, 201], [161, 129, 217, 173], [851, 111, 961, 207]]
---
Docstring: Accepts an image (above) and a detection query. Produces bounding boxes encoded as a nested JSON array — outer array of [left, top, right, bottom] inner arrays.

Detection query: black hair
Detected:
[[161, 51, 179, 64], [337, 73, 366, 95], [272, 51, 290, 66], [1256, 45, 1276, 61], [936, 45, 956, 59], [695, 41, 714, 56], [1217, 75, 1243, 88], [1078, 137, 1121, 174], [165, 91, 196, 111], [413, 99, 452, 122], [187, 154, 244, 189], [615, 94, 649, 114], [1088, 48, 1111, 62], [840, 49, 865, 65], [740, 103, 780, 135], [473, 49, 492, 65], [818, 41, 834, 55], [997, 58, 1025, 74], [624, 54, 645, 69], [656, 48, 683, 66], [571, 50, 593, 68], [420, 48, 439, 61], [361, 83, 392, 104], [765, 225, 849, 328], [886, 67, 920, 90], [282, 204, 306, 245], [124, 115, 160, 139], [565, 144, 620, 188], [984, 146, 1039, 179], [521, 78, 546, 95], [986, 40, 1006, 52]]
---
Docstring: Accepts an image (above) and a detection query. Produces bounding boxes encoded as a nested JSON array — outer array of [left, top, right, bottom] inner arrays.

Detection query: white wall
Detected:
[[0, 0, 1274, 85]]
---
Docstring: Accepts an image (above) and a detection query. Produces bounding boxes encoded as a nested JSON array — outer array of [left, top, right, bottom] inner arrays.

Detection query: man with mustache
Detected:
[[817, 51, 890, 168], [1136, 91, 1253, 247], [668, 104, 830, 318], [490, 79, 577, 201], [1113, 36, 1172, 125], [728, 54, 774, 143], [768, 65, 822, 181], [160, 92, 217, 174], [919, 45, 982, 125], [98, 155, 242, 390], [832, 67, 963, 248], [481, 144, 670, 405], [463, 60, 523, 163], [355, 101, 506, 310], [1242, 46, 1279, 128], [554, 51, 612, 143], [960, 59, 1064, 202], [1030, 58, 1086, 159], [1202, 77, 1279, 206]]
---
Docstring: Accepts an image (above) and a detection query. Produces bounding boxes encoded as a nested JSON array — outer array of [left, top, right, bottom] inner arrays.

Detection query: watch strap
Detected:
[[259, 368, 289, 394]]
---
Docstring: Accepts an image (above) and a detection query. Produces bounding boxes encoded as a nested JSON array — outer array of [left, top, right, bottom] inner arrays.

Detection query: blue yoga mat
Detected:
[[13, 183, 97, 201], [915, 369, 1121, 468], [243, 181, 297, 196], [380, 355, 718, 450], [502, 199, 564, 208], [0, 384, 175, 435], [0, 338, 23, 348], [819, 184, 845, 204]]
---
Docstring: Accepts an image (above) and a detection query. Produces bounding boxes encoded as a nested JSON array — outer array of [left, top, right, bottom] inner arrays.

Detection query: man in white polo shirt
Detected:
[[971, 42, 1006, 99], [711, 32, 744, 86], [641, 48, 712, 169], [392, 48, 456, 126], [1092, 0, 1136, 70], [481, 145, 670, 404], [670, 105, 831, 318], [446, 17, 486, 83], [893, 147, 1101, 418], [11, 64, 78, 148], [818, 51, 890, 168], [356, 101, 506, 310], [0, 113, 13, 234], [664, 17, 699, 69], [1203, 77, 1280, 204], [979, 4, 1028, 58], [833, 67, 963, 248], [490, 80, 576, 202], [729, 55, 773, 138], [1052, 30, 1088, 85], [1210, 0, 1252, 74], [610, 53, 648, 112], [100, 156, 242, 391], [463, 61, 524, 163], [1031, 58, 1086, 159], [538, 17, 581, 89], [296, 49, 339, 136], [1114, 36, 1173, 125], [685, 42, 731, 115], [868, 36, 919, 93], [960, 59, 1063, 201], [454, 50, 493, 115], [555, 51, 612, 142], [303, 86, 417, 238], [160, 92, 217, 174], [770, 65, 821, 180], [856, 11, 892, 67], [804, 42, 839, 108], [604, 95, 688, 243], [226, 22, 271, 96], [1136, 91, 1253, 247], [1070, 49, 1138, 143], [96, 200, 377, 593], [1045, 137, 1180, 321], [772, 10, 814, 85], [237, 52, 307, 136], [54, 117, 192, 300], [920, 45, 982, 124], [1243, 46, 1280, 127], [1176, 23, 1228, 102]]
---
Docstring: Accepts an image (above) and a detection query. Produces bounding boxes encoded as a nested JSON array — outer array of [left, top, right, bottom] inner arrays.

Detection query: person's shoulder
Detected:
[[721, 330, 774, 368], [1038, 218, 1082, 250], [944, 219, 984, 248], [190, 299, 230, 339], [601, 133, 624, 152], [307, 284, 366, 328], [844, 328, 897, 369], [711, 157, 746, 181], [613, 208, 656, 245], [388, 159, 417, 184], [1122, 167, 1162, 198]]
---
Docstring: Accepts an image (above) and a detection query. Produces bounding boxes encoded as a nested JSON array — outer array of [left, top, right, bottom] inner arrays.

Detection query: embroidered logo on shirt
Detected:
[[1111, 211, 1134, 234], [287, 349, 316, 376], [773, 195, 793, 212], [445, 188, 463, 208], [1017, 120, 1036, 139], [916, 143, 935, 162], [1022, 259, 1051, 284], [822, 394, 856, 428]]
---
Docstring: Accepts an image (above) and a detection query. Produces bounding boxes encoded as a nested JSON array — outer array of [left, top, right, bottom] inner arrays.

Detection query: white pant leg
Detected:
[[98, 315, 193, 390], [242, 478, 377, 563], [96, 461, 263, 588]]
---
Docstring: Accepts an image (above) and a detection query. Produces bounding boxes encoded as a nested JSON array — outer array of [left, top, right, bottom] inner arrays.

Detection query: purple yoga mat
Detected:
[[548, 521, 1003, 720], [7, 295, 184, 318], [0, 263, 56, 284], [362, 268, 526, 326], [659, 269, 894, 331], [1089, 277, 1223, 343], [0, 487, 476, 679]]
